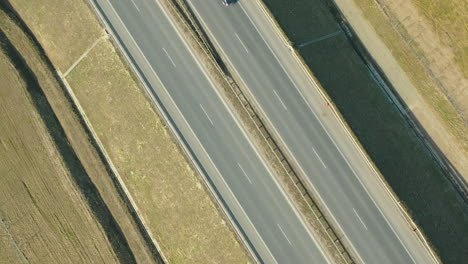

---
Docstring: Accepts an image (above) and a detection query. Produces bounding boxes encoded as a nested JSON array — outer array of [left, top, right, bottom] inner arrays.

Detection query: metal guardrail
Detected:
[[170, 0, 355, 263], [254, 0, 442, 263]]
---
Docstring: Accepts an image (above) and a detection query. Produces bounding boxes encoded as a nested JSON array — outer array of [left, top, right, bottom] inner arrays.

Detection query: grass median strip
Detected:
[[165, 0, 353, 262]]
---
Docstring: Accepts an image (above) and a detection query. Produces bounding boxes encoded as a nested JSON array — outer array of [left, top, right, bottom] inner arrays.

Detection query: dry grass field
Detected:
[[0, 226, 22, 264], [7, 0, 250, 262], [354, 0, 468, 149], [0, 11, 119, 263], [5, 0, 102, 71], [412, 0, 467, 77], [0, 4, 161, 263]]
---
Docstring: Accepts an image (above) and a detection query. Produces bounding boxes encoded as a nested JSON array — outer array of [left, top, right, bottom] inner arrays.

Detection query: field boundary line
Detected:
[[252, 0, 440, 263], [62, 34, 107, 78]]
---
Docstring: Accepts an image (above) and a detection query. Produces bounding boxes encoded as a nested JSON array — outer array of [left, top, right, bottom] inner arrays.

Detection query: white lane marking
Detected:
[[277, 224, 292, 245], [130, 0, 140, 12], [102, 2, 270, 262], [160, 1, 337, 262], [353, 208, 368, 230], [234, 3, 362, 262], [238, 163, 252, 184], [153, 2, 279, 263], [189, 3, 332, 263], [238, 4, 419, 263], [312, 148, 327, 169], [235, 33, 249, 53], [273, 90, 288, 111], [162, 48, 176, 67], [199, 104, 214, 126]]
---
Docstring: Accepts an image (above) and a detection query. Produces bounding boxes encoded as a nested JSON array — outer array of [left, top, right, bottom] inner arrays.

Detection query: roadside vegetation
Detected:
[[66, 38, 249, 264], [261, 0, 468, 263], [5, 0, 250, 263], [351, 0, 468, 171], [0, 8, 120, 263], [412, 0, 466, 77]]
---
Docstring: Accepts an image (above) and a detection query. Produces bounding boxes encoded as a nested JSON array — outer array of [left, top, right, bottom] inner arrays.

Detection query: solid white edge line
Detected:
[[152, 1, 279, 263], [244, 2, 436, 263], [201, 1, 361, 262], [239, 3, 420, 263], [102, 1, 266, 263], [187, 2, 333, 264]]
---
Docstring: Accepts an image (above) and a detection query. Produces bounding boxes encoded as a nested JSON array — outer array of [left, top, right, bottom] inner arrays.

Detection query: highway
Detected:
[[91, 0, 331, 263], [185, 0, 436, 263]]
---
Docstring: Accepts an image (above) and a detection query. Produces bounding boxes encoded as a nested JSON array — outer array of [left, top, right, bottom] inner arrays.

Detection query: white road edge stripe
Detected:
[[238, 163, 253, 184], [238, 3, 417, 263], [162, 48, 177, 67], [102, 2, 271, 262], [235, 33, 249, 53], [189, 2, 332, 263], [277, 224, 292, 245], [353, 208, 368, 230], [313, 148, 327, 168], [154, 1, 280, 262], [199, 104, 214, 126], [273, 90, 288, 111]]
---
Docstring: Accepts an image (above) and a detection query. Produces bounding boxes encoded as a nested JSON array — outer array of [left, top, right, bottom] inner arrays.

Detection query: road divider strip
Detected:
[[250, 0, 441, 263], [166, 0, 356, 263]]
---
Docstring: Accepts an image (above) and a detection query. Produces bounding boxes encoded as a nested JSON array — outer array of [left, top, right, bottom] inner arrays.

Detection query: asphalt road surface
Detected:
[[91, 0, 332, 263], [185, 0, 436, 263]]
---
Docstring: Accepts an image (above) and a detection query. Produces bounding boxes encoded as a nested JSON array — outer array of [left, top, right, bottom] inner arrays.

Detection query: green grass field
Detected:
[[262, 0, 468, 263]]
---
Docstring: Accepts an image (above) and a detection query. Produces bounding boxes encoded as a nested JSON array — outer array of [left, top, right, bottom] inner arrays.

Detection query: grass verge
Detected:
[[262, 0, 468, 263], [407, 0, 467, 77], [166, 0, 355, 262], [349, 0, 468, 167], [1, 3, 162, 263], [65, 37, 249, 263], [7, 0, 251, 262], [5, 0, 102, 71], [0, 9, 119, 263]]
